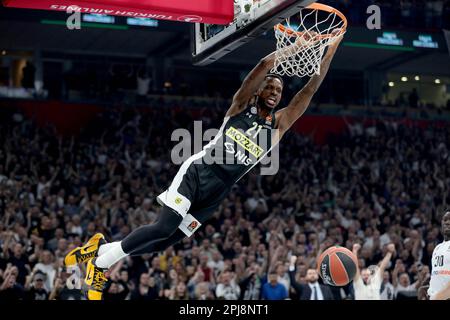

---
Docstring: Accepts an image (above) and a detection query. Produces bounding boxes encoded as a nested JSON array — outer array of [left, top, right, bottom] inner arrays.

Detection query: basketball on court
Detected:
[[317, 246, 358, 287]]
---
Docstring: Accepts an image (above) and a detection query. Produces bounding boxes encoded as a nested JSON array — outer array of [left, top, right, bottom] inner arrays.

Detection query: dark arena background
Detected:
[[0, 0, 449, 316]]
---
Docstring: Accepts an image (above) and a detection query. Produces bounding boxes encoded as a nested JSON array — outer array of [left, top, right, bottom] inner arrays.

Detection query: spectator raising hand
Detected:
[[215, 271, 240, 300], [352, 243, 395, 300]]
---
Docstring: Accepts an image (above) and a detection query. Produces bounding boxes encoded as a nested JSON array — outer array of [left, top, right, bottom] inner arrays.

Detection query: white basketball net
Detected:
[[271, 4, 346, 78]]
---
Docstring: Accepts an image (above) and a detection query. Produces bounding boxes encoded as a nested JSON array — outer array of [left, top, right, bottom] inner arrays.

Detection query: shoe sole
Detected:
[[84, 259, 104, 301]]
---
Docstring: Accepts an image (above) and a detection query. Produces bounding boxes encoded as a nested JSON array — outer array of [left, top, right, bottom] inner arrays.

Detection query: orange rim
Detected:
[[274, 2, 347, 39]]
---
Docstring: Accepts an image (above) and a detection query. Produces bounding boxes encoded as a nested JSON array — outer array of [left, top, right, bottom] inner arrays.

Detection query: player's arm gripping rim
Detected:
[[226, 52, 279, 118], [274, 34, 343, 140], [226, 32, 331, 118]]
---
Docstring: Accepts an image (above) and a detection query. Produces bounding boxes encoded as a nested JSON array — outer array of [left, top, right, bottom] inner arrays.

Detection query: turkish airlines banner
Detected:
[[2, 0, 234, 24]]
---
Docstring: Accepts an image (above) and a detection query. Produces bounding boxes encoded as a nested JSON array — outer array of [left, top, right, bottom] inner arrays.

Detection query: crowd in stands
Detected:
[[0, 102, 449, 300]]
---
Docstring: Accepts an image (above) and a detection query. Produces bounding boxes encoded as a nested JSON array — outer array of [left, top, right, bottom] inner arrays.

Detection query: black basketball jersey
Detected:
[[202, 104, 276, 185]]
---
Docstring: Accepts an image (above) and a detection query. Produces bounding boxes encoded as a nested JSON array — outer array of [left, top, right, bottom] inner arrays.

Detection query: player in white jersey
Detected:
[[428, 211, 450, 300]]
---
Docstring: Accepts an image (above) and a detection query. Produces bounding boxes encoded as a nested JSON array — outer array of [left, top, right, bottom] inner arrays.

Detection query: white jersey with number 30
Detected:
[[428, 240, 450, 299]]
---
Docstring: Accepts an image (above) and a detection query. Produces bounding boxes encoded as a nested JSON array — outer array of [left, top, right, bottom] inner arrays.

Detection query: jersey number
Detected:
[[245, 122, 262, 139], [434, 255, 444, 267]]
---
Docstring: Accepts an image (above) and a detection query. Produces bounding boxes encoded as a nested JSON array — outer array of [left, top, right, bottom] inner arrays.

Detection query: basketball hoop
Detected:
[[271, 3, 347, 77]]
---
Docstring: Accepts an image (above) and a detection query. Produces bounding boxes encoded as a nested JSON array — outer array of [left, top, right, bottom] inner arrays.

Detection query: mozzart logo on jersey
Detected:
[[171, 121, 279, 176], [225, 126, 264, 158]]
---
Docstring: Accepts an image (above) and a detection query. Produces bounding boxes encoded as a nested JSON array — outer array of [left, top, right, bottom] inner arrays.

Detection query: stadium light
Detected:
[[414, 76, 420, 81], [401, 76, 408, 82], [434, 79, 441, 84], [388, 82, 395, 87]]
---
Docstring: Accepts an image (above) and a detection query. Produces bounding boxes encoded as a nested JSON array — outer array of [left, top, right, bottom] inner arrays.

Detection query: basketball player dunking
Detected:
[[64, 34, 344, 300]]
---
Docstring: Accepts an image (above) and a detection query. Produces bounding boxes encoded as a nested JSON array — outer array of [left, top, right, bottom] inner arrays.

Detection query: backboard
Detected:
[[191, 0, 317, 66]]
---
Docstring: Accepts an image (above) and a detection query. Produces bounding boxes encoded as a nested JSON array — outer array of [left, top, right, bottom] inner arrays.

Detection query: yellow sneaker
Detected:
[[85, 258, 108, 300], [64, 233, 106, 267]]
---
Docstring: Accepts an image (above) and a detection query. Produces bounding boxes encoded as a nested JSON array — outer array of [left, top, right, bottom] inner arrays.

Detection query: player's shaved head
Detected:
[[265, 73, 284, 87]]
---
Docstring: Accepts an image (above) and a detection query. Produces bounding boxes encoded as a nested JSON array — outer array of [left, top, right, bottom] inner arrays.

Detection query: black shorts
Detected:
[[157, 162, 231, 236]]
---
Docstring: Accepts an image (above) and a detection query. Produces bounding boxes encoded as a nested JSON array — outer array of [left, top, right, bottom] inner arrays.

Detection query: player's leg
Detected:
[[87, 188, 229, 299], [123, 168, 231, 257], [127, 229, 186, 256], [95, 205, 182, 269], [83, 205, 182, 300], [85, 161, 200, 299], [128, 195, 227, 257], [94, 162, 201, 268], [128, 208, 217, 256]]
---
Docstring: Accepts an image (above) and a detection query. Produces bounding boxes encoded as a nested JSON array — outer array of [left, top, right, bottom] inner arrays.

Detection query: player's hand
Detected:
[[328, 29, 344, 49], [301, 31, 319, 42], [330, 28, 344, 38], [291, 30, 320, 51], [330, 28, 339, 36]]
